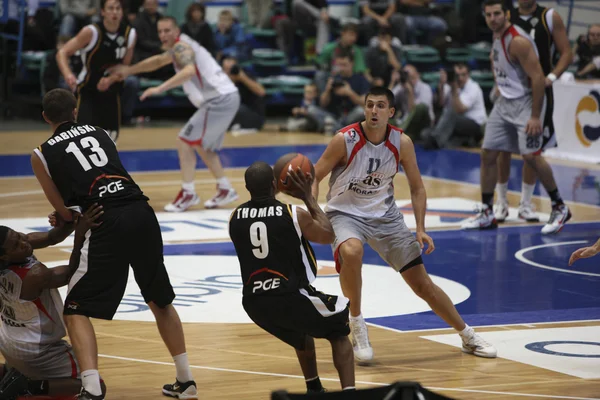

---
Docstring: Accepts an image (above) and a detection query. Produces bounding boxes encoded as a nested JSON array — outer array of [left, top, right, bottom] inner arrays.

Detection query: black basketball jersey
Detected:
[[77, 22, 133, 94], [229, 198, 318, 297], [35, 122, 147, 211], [508, 3, 555, 75]]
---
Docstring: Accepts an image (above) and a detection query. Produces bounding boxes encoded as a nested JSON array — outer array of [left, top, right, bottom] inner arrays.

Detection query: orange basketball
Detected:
[[273, 153, 315, 195]]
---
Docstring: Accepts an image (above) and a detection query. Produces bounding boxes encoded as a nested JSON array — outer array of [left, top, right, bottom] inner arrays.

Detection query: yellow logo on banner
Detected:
[[575, 90, 600, 147]]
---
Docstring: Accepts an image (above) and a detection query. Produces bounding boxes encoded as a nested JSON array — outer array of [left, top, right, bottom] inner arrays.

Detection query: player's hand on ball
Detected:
[[75, 204, 104, 234], [140, 87, 162, 101], [286, 167, 313, 200], [416, 231, 435, 255], [525, 117, 542, 135]]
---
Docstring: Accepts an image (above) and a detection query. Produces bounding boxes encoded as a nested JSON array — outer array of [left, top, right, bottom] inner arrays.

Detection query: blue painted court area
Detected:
[[162, 222, 600, 332], [2, 145, 600, 206]]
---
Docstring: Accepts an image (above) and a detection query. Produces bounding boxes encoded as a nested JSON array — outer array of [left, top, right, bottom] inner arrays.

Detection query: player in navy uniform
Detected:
[[229, 161, 355, 392], [30, 89, 197, 400], [57, 0, 136, 142], [494, 0, 572, 230]]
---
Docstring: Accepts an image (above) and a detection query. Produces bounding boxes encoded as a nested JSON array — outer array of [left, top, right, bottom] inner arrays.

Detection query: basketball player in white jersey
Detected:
[[0, 206, 103, 399], [462, 0, 570, 233], [311, 86, 496, 362], [494, 0, 572, 228], [110, 16, 241, 212]]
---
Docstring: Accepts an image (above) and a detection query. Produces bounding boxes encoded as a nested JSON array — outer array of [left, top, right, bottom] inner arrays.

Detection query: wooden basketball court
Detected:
[[1, 127, 599, 399]]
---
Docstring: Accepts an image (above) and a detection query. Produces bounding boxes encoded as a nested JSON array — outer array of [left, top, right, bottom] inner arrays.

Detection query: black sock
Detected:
[[482, 193, 494, 209], [306, 377, 323, 392], [548, 189, 564, 207], [27, 379, 49, 395]]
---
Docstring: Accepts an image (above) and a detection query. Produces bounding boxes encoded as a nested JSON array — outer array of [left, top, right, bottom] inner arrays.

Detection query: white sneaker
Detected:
[[461, 333, 497, 358], [461, 205, 498, 230], [164, 190, 200, 212], [518, 202, 539, 222], [349, 317, 374, 363], [204, 187, 239, 209], [541, 204, 571, 234], [494, 202, 509, 223]]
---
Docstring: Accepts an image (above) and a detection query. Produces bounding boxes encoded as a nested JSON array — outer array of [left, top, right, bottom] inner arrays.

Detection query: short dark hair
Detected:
[[334, 49, 354, 63], [101, 0, 124, 10], [483, 0, 507, 12], [341, 23, 359, 34], [158, 16, 179, 27], [245, 161, 275, 198], [186, 3, 206, 22], [365, 86, 395, 108], [454, 62, 470, 72], [42, 89, 77, 124]]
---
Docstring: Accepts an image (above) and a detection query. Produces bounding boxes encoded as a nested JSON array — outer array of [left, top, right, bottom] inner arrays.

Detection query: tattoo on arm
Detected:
[[173, 43, 195, 68]]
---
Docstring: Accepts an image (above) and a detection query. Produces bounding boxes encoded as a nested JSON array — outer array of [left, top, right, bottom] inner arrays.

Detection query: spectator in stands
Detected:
[[366, 27, 402, 87], [359, 0, 407, 45], [222, 56, 266, 133], [246, 0, 273, 29], [575, 24, 600, 80], [284, 83, 320, 132], [133, 0, 173, 80], [397, 0, 447, 45], [422, 63, 486, 149], [293, 0, 331, 54], [181, 3, 216, 57], [315, 23, 366, 93], [307, 52, 371, 134], [390, 64, 433, 141], [1, 0, 55, 51], [124, 0, 143, 23], [214, 9, 249, 62], [43, 35, 78, 93], [58, 0, 100, 37]]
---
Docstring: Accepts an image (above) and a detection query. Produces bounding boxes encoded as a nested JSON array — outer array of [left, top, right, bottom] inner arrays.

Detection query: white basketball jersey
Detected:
[[174, 34, 238, 107], [325, 123, 402, 218], [492, 24, 539, 99], [0, 256, 66, 360]]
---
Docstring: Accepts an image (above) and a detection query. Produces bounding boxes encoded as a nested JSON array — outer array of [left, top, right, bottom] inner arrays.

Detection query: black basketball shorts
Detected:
[[242, 286, 350, 350], [64, 201, 175, 320], [76, 89, 121, 141]]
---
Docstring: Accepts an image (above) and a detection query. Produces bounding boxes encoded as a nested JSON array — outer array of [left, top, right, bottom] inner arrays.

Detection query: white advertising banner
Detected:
[[546, 80, 600, 163]]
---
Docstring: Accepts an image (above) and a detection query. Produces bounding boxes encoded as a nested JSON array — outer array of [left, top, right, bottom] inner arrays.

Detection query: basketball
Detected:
[[273, 153, 315, 194]]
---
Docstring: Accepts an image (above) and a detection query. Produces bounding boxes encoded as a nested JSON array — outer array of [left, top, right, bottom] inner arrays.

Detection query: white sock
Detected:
[[81, 369, 102, 396], [181, 181, 195, 193], [521, 183, 535, 205], [459, 324, 474, 338], [496, 182, 508, 204], [173, 353, 194, 383], [217, 177, 232, 189], [349, 313, 363, 321]]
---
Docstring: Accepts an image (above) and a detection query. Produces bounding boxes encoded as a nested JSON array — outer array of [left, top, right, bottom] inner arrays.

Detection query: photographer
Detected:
[[574, 24, 600, 80], [307, 52, 370, 134], [222, 56, 266, 132], [423, 63, 486, 149], [366, 27, 403, 87], [390, 64, 433, 140]]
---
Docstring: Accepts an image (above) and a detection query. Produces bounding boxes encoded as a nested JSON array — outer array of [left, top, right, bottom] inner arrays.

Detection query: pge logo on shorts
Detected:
[[576, 90, 600, 147]]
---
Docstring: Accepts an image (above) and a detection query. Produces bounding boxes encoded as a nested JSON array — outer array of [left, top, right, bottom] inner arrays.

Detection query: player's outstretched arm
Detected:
[[139, 43, 196, 100], [27, 216, 75, 250], [287, 168, 335, 245], [110, 51, 172, 81], [31, 152, 72, 223], [311, 132, 347, 200], [511, 36, 544, 134], [399, 134, 434, 254], [21, 205, 103, 299], [56, 26, 94, 91], [569, 238, 600, 266]]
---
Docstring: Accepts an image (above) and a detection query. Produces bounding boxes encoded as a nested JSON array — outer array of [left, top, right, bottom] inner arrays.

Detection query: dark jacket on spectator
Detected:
[[181, 21, 216, 57]]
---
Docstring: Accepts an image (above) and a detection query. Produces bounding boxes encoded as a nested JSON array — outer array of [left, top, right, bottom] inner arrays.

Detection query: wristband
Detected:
[[547, 73, 557, 82]]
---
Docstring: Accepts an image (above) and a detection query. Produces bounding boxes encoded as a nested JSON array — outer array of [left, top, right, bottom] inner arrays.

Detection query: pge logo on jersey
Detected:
[[576, 90, 600, 147]]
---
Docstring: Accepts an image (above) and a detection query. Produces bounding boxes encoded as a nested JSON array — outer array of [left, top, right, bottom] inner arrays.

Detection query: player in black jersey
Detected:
[[56, 0, 136, 142], [30, 89, 197, 400], [229, 161, 355, 393], [494, 0, 572, 231]]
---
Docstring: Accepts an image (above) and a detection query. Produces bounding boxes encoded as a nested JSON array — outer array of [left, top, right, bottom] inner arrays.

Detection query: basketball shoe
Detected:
[[518, 202, 539, 222], [164, 190, 200, 212], [76, 389, 104, 400], [204, 186, 238, 209], [541, 204, 571, 234], [349, 316, 373, 363], [162, 380, 197, 399], [461, 205, 497, 230], [461, 332, 497, 358], [494, 201, 509, 223]]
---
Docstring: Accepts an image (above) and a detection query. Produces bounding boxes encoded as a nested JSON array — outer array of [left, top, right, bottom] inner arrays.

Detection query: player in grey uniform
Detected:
[[462, 0, 571, 233], [312, 86, 497, 363], [0, 206, 103, 399]]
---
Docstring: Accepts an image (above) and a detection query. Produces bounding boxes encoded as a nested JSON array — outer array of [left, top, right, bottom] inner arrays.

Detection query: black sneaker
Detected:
[[77, 388, 104, 400], [162, 379, 197, 399], [0, 368, 30, 400]]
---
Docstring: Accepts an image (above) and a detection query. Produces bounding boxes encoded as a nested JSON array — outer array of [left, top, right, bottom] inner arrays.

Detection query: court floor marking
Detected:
[[97, 353, 600, 400], [515, 241, 600, 278]]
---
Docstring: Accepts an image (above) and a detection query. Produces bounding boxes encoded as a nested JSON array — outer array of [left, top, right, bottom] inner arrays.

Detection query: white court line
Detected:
[[515, 241, 600, 277], [97, 354, 599, 400]]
